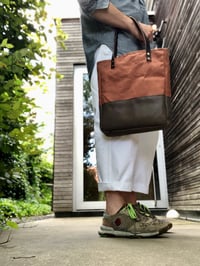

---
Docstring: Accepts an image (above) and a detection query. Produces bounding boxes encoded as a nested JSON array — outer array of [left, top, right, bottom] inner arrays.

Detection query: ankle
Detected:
[[121, 191, 137, 205], [105, 191, 125, 215]]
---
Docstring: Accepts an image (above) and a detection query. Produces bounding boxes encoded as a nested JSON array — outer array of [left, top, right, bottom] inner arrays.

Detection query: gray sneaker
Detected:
[[98, 203, 172, 238], [134, 202, 172, 234]]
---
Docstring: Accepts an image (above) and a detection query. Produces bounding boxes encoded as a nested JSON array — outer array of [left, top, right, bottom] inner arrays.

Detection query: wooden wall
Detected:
[[155, 0, 200, 213], [53, 18, 85, 213]]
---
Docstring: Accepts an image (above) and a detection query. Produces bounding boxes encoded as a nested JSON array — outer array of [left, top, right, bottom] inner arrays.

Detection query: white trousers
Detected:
[[91, 45, 158, 194]]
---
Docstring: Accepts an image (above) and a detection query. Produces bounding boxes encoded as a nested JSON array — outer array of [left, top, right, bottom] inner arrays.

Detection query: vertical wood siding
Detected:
[[53, 19, 85, 213], [155, 0, 200, 211]]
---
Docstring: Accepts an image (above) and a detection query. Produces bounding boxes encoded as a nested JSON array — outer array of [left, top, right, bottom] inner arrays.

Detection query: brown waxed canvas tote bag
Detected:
[[97, 17, 171, 137]]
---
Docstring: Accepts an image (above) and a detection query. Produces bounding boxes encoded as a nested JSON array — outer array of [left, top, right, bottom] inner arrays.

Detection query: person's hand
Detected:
[[128, 17, 157, 42], [138, 22, 156, 41]]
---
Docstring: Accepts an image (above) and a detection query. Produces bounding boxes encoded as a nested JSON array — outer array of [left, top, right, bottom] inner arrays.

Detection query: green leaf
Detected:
[[1, 0, 10, 5], [6, 220, 19, 229], [0, 39, 14, 49], [0, 103, 10, 111], [0, 61, 7, 68]]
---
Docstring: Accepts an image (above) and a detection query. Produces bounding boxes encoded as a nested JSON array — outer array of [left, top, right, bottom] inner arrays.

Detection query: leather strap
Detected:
[[111, 16, 152, 69]]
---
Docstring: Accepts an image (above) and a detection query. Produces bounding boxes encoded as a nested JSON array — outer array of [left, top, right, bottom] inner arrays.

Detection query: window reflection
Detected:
[[83, 74, 104, 201], [82, 73, 160, 202]]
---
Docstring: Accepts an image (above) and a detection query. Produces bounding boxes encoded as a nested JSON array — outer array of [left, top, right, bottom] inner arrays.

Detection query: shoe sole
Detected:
[[98, 225, 160, 238]]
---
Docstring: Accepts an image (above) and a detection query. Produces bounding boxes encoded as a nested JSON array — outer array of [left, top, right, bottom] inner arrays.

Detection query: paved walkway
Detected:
[[0, 216, 200, 266]]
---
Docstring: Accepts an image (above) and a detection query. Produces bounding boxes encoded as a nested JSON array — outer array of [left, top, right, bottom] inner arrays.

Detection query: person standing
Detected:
[[77, 0, 172, 237]]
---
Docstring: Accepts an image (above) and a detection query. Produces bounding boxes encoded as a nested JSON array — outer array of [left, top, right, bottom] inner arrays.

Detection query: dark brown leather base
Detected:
[[100, 95, 170, 136]]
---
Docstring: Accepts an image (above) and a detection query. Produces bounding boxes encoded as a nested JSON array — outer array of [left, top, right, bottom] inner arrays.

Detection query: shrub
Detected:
[[0, 173, 29, 200], [0, 198, 51, 230], [0, 199, 20, 229]]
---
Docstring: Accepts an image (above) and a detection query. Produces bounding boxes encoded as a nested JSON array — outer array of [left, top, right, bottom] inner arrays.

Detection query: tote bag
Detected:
[[97, 17, 171, 137]]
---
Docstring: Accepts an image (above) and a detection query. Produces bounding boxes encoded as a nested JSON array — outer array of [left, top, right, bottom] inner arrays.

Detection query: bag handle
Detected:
[[111, 17, 151, 69]]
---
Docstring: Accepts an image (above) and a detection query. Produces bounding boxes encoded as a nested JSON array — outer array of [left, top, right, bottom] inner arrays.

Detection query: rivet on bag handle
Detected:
[[111, 16, 151, 69]]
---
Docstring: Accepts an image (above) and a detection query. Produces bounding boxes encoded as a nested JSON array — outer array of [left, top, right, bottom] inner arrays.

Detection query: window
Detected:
[[73, 65, 169, 211]]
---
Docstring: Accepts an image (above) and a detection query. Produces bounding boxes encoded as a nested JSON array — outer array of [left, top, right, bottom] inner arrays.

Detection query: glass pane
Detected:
[[83, 73, 104, 201], [82, 72, 160, 202], [136, 155, 161, 200]]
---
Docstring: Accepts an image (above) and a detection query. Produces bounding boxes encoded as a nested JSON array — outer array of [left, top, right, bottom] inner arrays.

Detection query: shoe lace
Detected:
[[126, 204, 137, 219], [137, 202, 154, 217]]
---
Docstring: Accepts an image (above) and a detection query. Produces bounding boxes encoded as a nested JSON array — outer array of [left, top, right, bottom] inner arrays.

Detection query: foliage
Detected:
[[83, 74, 95, 167], [0, 1, 67, 233], [0, 198, 51, 230], [0, 199, 19, 229], [13, 200, 51, 217], [0, 173, 29, 200], [0, 0, 66, 202]]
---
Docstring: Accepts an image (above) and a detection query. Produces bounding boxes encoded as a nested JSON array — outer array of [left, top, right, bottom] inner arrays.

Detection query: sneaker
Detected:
[[98, 203, 171, 238], [134, 202, 173, 234]]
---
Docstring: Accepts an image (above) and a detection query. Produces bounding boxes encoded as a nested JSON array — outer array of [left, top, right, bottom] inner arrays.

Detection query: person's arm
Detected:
[[77, 0, 154, 40], [92, 3, 154, 41]]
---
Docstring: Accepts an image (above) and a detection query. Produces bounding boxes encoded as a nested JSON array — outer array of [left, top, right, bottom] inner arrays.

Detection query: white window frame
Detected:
[[73, 65, 169, 211]]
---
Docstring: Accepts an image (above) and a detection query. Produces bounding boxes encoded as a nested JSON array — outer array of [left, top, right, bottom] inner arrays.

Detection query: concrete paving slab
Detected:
[[0, 217, 200, 266]]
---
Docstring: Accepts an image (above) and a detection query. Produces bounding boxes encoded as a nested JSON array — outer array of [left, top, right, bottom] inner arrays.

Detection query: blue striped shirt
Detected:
[[77, 0, 149, 78]]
